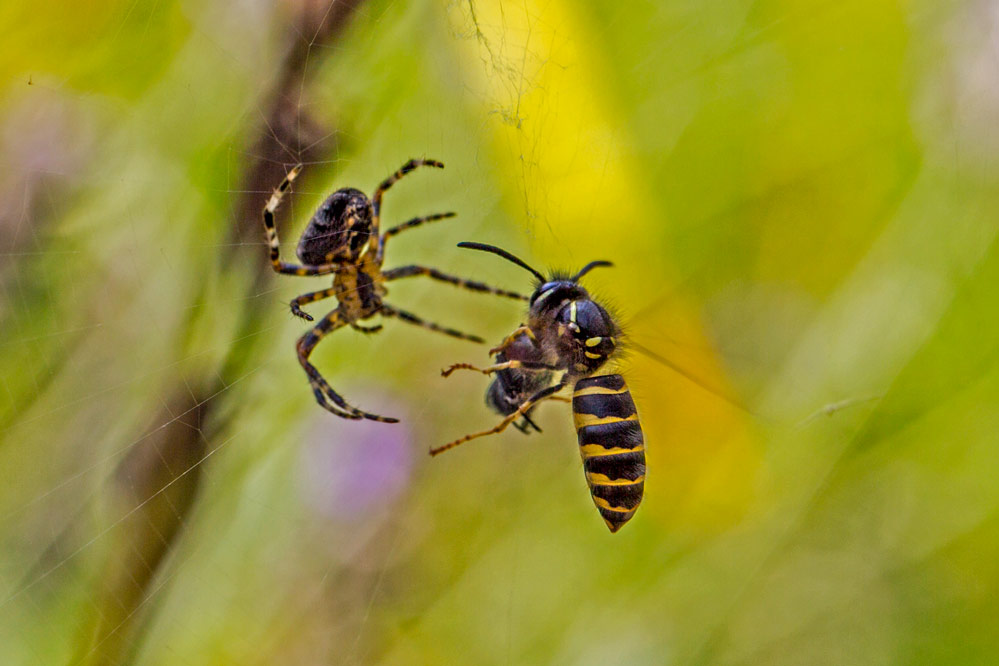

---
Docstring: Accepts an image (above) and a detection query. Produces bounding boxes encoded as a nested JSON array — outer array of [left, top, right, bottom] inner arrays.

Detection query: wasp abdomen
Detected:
[[572, 374, 645, 533]]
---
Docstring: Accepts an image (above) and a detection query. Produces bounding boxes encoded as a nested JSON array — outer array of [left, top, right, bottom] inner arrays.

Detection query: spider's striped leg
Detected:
[[371, 159, 444, 240], [379, 303, 484, 344], [383, 265, 527, 301], [274, 263, 345, 277], [262, 164, 345, 277], [440, 359, 558, 378], [430, 380, 569, 456], [296, 310, 399, 423], [350, 321, 383, 334], [290, 287, 337, 321], [376, 212, 455, 264]]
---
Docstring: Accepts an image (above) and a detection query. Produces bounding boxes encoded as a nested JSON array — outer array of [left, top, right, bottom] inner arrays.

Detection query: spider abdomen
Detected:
[[296, 188, 373, 265]]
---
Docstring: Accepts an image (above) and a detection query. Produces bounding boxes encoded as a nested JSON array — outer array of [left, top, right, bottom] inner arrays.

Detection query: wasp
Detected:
[[433, 242, 646, 533]]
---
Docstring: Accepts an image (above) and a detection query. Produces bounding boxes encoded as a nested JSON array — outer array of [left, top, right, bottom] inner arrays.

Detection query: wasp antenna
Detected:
[[571, 260, 613, 282], [457, 242, 546, 282]]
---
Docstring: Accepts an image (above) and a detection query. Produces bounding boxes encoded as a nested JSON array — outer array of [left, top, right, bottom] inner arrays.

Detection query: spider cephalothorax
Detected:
[[262, 160, 528, 423]]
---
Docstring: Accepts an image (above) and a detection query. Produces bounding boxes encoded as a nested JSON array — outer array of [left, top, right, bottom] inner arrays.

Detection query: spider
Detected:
[[263, 159, 527, 423]]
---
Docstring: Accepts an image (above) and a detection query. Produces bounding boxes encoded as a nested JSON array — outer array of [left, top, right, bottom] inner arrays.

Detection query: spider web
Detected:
[[3, 0, 999, 665]]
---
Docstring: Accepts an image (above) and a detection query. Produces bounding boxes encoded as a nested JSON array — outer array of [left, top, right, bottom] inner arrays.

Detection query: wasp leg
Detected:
[[296, 310, 399, 423], [430, 380, 569, 456], [488, 325, 537, 355]]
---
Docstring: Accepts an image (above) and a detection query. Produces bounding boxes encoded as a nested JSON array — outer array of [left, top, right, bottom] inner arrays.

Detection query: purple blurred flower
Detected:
[[299, 394, 414, 524]]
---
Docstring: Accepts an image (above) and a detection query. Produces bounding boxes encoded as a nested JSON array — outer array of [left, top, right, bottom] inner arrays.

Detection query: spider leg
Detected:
[[376, 212, 455, 264], [275, 263, 346, 277], [350, 321, 383, 334], [296, 310, 399, 423], [383, 265, 527, 301], [379, 303, 484, 344], [290, 287, 337, 321], [371, 159, 444, 241], [430, 380, 569, 456], [440, 359, 557, 378], [262, 163, 348, 277]]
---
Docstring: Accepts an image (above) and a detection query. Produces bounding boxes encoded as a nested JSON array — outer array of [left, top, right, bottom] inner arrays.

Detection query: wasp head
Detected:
[[528, 280, 588, 315]]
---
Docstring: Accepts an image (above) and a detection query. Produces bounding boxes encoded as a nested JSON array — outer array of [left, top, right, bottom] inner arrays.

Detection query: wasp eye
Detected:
[[530, 283, 558, 307]]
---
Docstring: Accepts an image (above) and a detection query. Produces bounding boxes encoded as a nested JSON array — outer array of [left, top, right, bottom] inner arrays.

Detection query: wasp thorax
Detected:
[[555, 299, 617, 372], [557, 299, 614, 338], [296, 188, 373, 265]]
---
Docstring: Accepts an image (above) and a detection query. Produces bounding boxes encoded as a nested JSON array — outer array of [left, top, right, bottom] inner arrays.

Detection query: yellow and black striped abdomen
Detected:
[[572, 375, 645, 533]]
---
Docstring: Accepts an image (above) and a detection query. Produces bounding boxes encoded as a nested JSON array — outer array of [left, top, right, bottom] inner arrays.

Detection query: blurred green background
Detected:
[[1, 0, 998, 663]]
